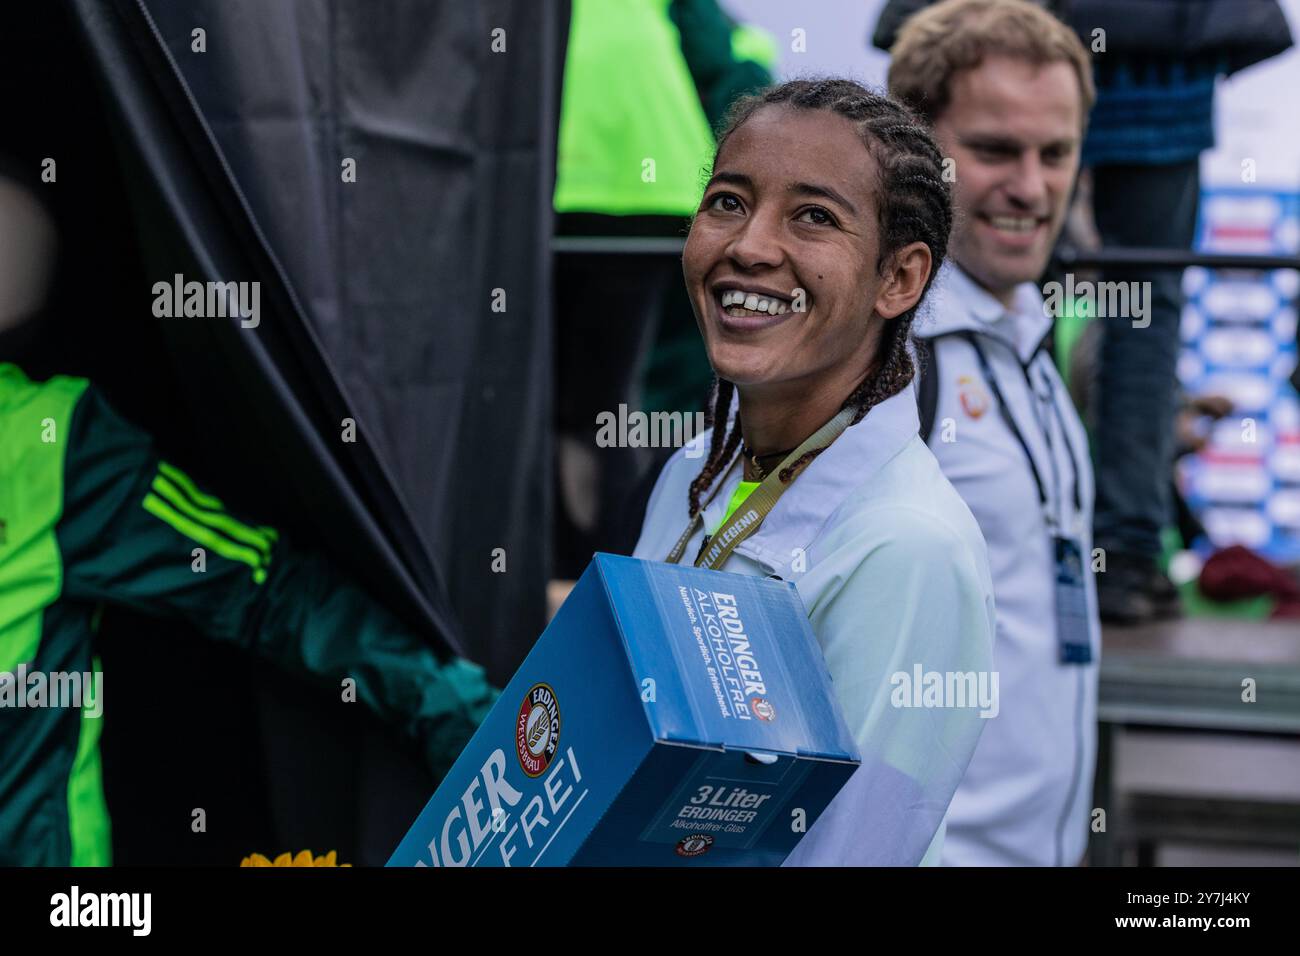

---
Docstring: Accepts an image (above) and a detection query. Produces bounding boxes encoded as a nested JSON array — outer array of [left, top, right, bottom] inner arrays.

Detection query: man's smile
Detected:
[[974, 211, 1049, 251]]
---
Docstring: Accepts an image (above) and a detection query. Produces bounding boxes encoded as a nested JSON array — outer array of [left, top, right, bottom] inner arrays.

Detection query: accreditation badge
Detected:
[[1053, 536, 1092, 665]]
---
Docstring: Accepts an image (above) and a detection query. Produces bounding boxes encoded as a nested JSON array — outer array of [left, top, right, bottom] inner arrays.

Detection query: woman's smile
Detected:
[[711, 281, 803, 333], [715, 296, 797, 333]]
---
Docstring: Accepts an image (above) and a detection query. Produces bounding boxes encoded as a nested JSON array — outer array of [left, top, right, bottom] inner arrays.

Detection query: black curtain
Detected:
[[2, 0, 558, 864], [99, 0, 558, 681]]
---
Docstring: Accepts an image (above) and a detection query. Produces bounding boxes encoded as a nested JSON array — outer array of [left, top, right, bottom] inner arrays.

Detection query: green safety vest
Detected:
[[553, 0, 718, 216]]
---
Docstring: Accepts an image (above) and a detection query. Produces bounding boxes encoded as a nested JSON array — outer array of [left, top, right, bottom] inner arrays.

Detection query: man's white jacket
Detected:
[[917, 263, 1101, 866], [633, 383, 997, 865]]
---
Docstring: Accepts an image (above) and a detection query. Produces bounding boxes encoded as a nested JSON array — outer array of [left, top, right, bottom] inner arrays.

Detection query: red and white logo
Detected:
[[515, 682, 560, 778], [750, 697, 775, 721], [957, 374, 990, 419], [675, 833, 715, 857]]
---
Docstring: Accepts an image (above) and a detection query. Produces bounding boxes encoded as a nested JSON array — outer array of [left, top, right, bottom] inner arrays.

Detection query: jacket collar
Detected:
[[700, 384, 921, 577], [919, 262, 1053, 364]]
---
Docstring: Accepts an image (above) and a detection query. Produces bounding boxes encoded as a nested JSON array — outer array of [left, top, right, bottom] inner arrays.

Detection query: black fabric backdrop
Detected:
[[109, 0, 556, 684], [1, 0, 557, 863]]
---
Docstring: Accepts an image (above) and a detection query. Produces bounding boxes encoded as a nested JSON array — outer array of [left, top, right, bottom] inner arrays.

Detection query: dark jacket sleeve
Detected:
[[670, 0, 773, 130], [871, 0, 938, 52], [871, 0, 1074, 52], [1069, 0, 1292, 75], [55, 383, 498, 778]]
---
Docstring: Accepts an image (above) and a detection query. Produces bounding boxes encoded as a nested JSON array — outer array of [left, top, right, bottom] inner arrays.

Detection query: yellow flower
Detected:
[[240, 849, 350, 867]]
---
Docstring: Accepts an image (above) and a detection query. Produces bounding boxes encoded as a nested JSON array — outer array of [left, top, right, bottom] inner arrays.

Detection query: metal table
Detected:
[[1092, 618, 1300, 865]]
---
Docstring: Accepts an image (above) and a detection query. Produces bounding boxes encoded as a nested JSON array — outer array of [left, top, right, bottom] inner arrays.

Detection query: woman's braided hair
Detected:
[[686, 78, 953, 519]]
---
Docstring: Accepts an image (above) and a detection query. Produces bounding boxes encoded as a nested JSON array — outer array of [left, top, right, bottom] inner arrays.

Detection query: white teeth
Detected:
[[988, 216, 1038, 233], [719, 289, 792, 314]]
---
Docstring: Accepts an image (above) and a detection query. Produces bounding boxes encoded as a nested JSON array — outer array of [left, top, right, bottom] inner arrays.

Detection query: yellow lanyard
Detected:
[[664, 404, 859, 570]]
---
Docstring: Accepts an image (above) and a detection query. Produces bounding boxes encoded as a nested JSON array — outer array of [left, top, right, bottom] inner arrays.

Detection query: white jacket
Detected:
[[918, 263, 1100, 866], [633, 384, 997, 865]]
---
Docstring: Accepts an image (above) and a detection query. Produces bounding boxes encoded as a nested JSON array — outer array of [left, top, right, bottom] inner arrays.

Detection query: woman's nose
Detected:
[[725, 210, 785, 270]]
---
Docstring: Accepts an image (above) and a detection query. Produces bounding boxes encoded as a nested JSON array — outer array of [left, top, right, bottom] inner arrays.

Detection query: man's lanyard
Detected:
[[664, 404, 860, 569], [961, 331, 1082, 534]]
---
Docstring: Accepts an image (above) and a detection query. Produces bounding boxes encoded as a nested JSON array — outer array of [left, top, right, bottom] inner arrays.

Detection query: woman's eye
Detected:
[[797, 206, 834, 226], [709, 193, 742, 213]]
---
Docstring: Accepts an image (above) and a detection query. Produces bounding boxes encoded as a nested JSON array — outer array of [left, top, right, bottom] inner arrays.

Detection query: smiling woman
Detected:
[[632, 78, 998, 866]]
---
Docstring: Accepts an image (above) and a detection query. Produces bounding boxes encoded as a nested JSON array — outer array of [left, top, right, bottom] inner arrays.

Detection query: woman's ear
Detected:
[[873, 241, 932, 320]]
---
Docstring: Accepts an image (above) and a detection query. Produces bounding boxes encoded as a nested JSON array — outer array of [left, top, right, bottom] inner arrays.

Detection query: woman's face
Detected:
[[684, 105, 913, 393]]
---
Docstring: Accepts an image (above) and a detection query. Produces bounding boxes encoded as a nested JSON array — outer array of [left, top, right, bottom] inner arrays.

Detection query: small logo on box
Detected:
[[750, 697, 775, 722], [675, 833, 714, 857], [516, 682, 561, 777]]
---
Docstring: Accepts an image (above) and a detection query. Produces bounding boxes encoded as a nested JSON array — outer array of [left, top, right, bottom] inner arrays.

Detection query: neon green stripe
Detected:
[[156, 460, 279, 550], [151, 474, 272, 560], [142, 492, 267, 584], [158, 460, 225, 510], [711, 480, 761, 534], [68, 656, 110, 866]]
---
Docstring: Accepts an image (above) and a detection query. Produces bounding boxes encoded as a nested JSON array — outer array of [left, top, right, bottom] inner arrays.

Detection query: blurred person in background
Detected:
[[1068, 317, 1233, 560], [1064, 0, 1292, 624], [0, 169, 497, 865], [890, 0, 1100, 865], [553, 0, 774, 576]]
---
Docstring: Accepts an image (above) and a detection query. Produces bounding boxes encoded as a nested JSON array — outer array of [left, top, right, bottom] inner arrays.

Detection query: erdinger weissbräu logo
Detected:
[[675, 833, 714, 858], [515, 682, 560, 777], [749, 697, 775, 722]]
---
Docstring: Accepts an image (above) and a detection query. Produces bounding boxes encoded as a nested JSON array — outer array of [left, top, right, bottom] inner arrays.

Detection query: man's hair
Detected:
[[887, 0, 1095, 126], [685, 78, 953, 518]]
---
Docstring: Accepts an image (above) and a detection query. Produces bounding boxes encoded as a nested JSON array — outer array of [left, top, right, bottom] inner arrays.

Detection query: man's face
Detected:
[[931, 55, 1082, 304]]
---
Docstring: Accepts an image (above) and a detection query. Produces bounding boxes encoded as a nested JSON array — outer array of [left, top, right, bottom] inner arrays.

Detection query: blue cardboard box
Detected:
[[388, 553, 859, 867]]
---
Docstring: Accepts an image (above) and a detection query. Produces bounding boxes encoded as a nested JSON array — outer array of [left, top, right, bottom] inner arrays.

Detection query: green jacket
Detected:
[[0, 364, 497, 866], [554, 0, 716, 216], [553, 0, 776, 217]]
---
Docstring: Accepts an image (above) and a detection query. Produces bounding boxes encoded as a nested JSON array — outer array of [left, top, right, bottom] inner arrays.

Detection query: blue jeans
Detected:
[[1091, 161, 1200, 559]]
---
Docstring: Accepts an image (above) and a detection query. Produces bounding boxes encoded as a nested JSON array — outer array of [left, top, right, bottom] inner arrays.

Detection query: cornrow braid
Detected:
[[687, 376, 743, 516], [687, 78, 953, 517]]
